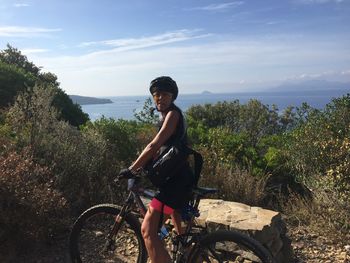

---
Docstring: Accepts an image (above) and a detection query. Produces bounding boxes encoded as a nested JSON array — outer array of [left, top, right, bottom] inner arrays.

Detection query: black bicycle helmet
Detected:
[[149, 76, 178, 100]]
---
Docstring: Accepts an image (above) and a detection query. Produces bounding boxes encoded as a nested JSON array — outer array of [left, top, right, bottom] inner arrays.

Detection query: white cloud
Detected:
[[79, 29, 211, 51], [340, 70, 350, 75], [266, 20, 285, 25], [14, 3, 30, 7], [188, 1, 244, 11], [286, 70, 350, 82], [0, 26, 61, 37], [22, 48, 49, 54], [29, 33, 350, 96]]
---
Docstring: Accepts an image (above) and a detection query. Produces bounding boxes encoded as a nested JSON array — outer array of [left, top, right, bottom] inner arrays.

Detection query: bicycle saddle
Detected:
[[192, 186, 218, 197]]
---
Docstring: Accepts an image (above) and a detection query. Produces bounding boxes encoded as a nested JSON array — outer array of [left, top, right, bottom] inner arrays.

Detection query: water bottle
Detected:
[[159, 225, 169, 239], [127, 178, 135, 190]]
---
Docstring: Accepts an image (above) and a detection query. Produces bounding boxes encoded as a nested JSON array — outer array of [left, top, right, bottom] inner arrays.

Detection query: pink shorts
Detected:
[[150, 198, 174, 215]]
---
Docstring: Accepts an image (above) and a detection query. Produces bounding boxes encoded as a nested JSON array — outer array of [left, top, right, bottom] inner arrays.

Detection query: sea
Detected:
[[81, 89, 349, 121]]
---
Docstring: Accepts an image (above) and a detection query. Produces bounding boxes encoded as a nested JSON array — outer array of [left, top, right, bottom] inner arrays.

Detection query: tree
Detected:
[[52, 88, 89, 127], [238, 99, 280, 146], [0, 44, 40, 76], [186, 100, 240, 129], [0, 61, 36, 108], [0, 45, 89, 126], [133, 97, 159, 124]]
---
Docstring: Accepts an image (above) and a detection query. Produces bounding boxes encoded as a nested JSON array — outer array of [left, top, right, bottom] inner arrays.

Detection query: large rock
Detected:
[[197, 199, 294, 263]]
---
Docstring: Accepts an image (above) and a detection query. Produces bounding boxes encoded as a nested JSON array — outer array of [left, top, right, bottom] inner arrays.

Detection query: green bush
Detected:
[[82, 117, 142, 163], [0, 61, 36, 108], [0, 45, 89, 126], [285, 94, 350, 198]]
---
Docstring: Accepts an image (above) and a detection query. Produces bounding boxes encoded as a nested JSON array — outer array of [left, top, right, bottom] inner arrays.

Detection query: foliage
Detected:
[[5, 86, 116, 209], [0, 61, 36, 108], [133, 97, 159, 124], [6, 85, 60, 153], [323, 95, 350, 197], [0, 44, 40, 75], [197, 145, 268, 207], [283, 177, 350, 243], [52, 87, 89, 127], [81, 117, 147, 163], [0, 149, 68, 254], [0, 44, 88, 126], [186, 100, 241, 129], [285, 94, 350, 198], [187, 101, 293, 177], [186, 99, 283, 146], [186, 95, 350, 201], [4, 86, 158, 212]]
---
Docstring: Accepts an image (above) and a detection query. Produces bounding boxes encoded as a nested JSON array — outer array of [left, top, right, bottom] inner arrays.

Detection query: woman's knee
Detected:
[[141, 220, 151, 240], [141, 209, 159, 240]]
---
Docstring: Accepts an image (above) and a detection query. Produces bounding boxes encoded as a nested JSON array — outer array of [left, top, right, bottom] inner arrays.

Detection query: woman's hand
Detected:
[[118, 168, 135, 179]]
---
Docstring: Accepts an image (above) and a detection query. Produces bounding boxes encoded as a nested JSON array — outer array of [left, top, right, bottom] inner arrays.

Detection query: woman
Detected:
[[119, 76, 194, 263]]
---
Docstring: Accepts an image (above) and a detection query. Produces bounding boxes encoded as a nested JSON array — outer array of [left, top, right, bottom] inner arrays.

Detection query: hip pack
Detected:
[[146, 143, 189, 188]]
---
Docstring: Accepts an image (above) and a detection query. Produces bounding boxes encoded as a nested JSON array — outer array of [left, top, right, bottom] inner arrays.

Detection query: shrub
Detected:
[[0, 149, 68, 256], [285, 94, 350, 197], [5, 86, 118, 210], [198, 146, 268, 207], [5, 86, 154, 212], [283, 178, 350, 244], [0, 61, 36, 108]]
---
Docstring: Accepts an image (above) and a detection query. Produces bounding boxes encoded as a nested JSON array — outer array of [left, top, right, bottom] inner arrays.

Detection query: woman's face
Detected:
[[152, 91, 174, 112]]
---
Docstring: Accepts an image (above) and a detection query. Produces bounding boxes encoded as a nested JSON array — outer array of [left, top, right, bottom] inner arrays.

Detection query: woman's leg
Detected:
[[141, 206, 171, 263], [171, 210, 185, 235]]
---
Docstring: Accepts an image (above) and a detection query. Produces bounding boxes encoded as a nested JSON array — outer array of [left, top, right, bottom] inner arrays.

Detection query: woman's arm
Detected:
[[129, 110, 180, 172]]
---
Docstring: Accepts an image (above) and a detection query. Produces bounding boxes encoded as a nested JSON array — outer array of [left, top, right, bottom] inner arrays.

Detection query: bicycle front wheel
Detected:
[[188, 230, 274, 263], [69, 204, 147, 263]]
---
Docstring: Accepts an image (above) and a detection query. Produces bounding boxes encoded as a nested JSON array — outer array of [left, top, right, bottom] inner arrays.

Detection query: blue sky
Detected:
[[1, 0, 350, 96]]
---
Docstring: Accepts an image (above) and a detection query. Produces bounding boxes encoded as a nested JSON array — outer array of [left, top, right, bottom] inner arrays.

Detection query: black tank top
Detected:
[[158, 104, 187, 148]]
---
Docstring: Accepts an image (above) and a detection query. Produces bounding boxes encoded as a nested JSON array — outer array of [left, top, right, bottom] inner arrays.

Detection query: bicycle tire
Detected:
[[187, 230, 275, 263], [69, 204, 147, 263]]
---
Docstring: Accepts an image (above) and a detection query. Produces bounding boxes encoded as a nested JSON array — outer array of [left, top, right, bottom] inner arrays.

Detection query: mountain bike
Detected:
[[69, 173, 275, 263]]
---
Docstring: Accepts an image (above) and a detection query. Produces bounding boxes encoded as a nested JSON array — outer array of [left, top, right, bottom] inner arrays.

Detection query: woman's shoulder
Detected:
[[168, 104, 183, 118], [164, 109, 180, 124]]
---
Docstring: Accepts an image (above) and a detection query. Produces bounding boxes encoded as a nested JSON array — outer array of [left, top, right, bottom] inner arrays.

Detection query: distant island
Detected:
[[69, 95, 113, 105]]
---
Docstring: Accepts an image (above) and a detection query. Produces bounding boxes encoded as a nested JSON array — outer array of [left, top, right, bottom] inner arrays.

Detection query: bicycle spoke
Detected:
[[79, 214, 140, 262], [70, 205, 146, 263]]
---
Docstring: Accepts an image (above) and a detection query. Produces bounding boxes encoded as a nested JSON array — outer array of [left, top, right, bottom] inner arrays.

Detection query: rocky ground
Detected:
[[289, 227, 350, 263], [2, 225, 348, 262]]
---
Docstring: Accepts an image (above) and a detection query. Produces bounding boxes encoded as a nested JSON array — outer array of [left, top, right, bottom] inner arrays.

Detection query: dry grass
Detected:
[[199, 162, 268, 207], [283, 184, 350, 245]]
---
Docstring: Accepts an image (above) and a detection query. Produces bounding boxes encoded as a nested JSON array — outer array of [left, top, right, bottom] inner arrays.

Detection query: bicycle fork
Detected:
[[104, 193, 134, 252]]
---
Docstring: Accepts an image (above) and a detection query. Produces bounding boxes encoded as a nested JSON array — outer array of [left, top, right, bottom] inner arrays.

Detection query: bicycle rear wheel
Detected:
[[188, 230, 274, 263], [69, 204, 147, 263]]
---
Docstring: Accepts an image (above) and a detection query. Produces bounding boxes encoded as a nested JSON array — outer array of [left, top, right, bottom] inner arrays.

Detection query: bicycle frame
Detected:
[[106, 178, 157, 242], [109, 177, 204, 263]]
